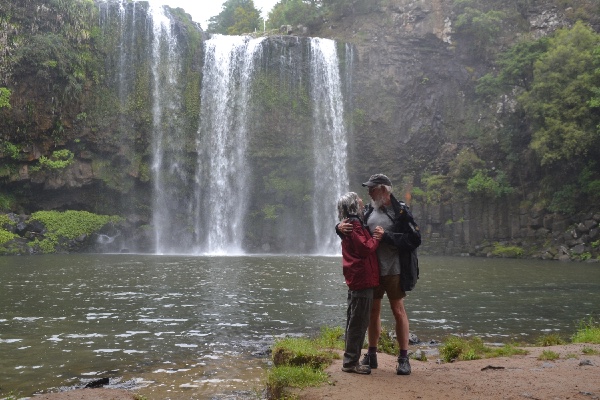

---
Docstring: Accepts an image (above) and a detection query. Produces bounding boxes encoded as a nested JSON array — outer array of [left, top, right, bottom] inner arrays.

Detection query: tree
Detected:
[[519, 22, 600, 166], [266, 0, 321, 30], [476, 36, 550, 97], [207, 0, 262, 35], [452, 0, 506, 59]]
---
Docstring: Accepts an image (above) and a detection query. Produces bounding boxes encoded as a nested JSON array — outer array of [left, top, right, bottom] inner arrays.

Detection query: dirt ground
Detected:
[[32, 344, 600, 400], [298, 344, 600, 400]]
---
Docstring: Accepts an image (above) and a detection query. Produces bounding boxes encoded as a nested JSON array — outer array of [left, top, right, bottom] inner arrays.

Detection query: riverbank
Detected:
[[30, 343, 600, 400], [297, 343, 600, 400]]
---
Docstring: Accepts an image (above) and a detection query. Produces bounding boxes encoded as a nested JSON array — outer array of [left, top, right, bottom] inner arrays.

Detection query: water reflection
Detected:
[[1, 255, 599, 398]]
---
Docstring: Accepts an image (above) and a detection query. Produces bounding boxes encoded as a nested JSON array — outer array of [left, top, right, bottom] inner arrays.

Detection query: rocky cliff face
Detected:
[[0, 0, 598, 260]]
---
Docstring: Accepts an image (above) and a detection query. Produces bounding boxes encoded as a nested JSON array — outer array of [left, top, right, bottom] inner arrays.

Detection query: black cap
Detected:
[[362, 174, 392, 187]]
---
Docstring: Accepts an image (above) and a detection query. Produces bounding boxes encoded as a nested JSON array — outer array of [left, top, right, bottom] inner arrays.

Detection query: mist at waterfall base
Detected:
[[1, 255, 599, 398], [97, 2, 350, 257]]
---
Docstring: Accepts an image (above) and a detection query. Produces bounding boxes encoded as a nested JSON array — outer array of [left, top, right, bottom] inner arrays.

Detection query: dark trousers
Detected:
[[343, 288, 373, 367]]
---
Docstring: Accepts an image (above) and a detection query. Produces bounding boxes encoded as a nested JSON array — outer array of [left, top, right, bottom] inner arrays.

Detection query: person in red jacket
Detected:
[[337, 192, 383, 374]]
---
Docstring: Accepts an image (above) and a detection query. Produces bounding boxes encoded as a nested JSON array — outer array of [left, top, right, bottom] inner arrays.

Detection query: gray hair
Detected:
[[337, 192, 360, 221], [378, 184, 392, 193]]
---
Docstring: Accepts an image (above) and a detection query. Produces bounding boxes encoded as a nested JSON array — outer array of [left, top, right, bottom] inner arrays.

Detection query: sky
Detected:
[[157, 0, 280, 30]]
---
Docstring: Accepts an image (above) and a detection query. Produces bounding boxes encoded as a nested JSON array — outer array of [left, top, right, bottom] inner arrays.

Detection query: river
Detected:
[[1, 255, 599, 398]]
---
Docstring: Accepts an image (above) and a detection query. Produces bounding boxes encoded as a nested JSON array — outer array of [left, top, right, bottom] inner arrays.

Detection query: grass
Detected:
[[538, 350, 560, 361], [582, 347, 599, 355], [535, 333, 565, 347], [439, 336, 528, 362], [375, 326, 399, 355], [571, 318, 600, 344], [267, 327, 342, 399]]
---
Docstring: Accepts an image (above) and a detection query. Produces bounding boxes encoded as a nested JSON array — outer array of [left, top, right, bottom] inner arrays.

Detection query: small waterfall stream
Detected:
[[310, 38, 349, 255]]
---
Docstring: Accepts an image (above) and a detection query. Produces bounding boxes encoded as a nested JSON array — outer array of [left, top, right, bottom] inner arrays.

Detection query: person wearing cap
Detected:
[[336, 192, 384, 375], [336, 174, 421, 376]]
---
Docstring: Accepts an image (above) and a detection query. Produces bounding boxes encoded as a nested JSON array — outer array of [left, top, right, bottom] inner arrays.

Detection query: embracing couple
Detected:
[[336, 174, 421, 376]]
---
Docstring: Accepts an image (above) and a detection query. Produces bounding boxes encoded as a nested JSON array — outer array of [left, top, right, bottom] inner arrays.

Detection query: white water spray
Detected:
[[310, 38, 349, 255], [195, 35, 265, 255]]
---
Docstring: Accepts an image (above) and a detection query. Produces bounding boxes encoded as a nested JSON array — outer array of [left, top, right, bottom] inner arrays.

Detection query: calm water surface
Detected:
[[1, 255, 599, 398]]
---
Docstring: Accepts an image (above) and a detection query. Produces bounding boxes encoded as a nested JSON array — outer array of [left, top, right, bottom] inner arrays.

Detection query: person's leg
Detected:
[[343, 292, 372, 368], [367, 298, 382, 347], [343, 290, 372, 374], [389, 297, 409, 350], [389, 296, 411, 375]]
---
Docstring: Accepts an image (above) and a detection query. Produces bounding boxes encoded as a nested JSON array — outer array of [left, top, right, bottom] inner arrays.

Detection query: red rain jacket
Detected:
[[341, 218, 380, 291]]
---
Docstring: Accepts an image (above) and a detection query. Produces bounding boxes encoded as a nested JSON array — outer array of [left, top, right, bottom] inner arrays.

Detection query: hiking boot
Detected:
[[396, 356, 411, 375], [360, 352, 378, 369], [342, 364, 372, 374]]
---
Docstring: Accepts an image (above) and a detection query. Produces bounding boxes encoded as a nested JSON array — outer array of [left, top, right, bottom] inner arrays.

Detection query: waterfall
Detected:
[[147, 3, 190, 254], [310, 38, 349, 255], [97, 2, 351, 255], [195, 35, 265, 255]]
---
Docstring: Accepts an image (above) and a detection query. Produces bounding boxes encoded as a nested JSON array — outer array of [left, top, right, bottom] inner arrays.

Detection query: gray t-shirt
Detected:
[[366, 206, 400, 277]]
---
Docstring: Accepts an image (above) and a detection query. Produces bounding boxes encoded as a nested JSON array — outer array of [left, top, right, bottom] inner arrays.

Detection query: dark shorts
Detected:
[[373, 274, 406, 300]]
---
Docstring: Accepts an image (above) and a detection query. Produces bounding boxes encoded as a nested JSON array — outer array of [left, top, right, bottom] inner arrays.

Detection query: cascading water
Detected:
[[98, 2, 351, 255], [195, 35, 265, 255], [146, 3, 190, 254], [310, 38, 349, 255]]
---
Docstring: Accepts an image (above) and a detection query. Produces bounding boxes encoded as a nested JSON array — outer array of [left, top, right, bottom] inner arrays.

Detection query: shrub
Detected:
[[467, 169, 514, 198], [29, 210, 122, 253], [538, 350, 560, 361], [491, 243, 524, 258], [440, 336, 527, 362], [535, 333, 565, 347], [32, 149, 75, 171], [0, 229, 17, 245], [572, 318, 600, 344]]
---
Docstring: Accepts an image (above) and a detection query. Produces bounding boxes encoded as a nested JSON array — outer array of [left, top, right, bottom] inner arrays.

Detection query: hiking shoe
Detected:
[[360, 353, 378, 369], [396, 356, 411, 375], [342, 364, 371, 374]]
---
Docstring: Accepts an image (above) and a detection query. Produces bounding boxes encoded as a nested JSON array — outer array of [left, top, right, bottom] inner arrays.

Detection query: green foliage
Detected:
[[582, 347, 599, 355], [1, 141, 21, 160], [577, 252, 592, 261], [467, 169, 514, 198], [376, 326, 399, 355], [322, 0, 380, 20], [31, 149, 74, 172], [0, 193, 16, 212], [313, 326, 345, 350], [491, 242, 524, 258], [272, 337, 334, 368], [0, 229, 17, 245], [572, 317, 600, 344], [262, 204, 283, 220], [0, 87, 11, 109], [579, 162, 600, 199], [535, 333, 565, 347], [207, 0, 262, 34], [538, 350, 560, 361], [267, 0, 322, 30], [521, 22, 600, 166], [417, 173, 448, 204], [476, 37, 550, 97], [449, 148, 485, 186], [268, 327, 339, 398], [440, 336, 527, 363], [452, 0, 506, 59], [547, 184, 578, 214], [30, 210, 122, 253], [267, 366, 328, 398]]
